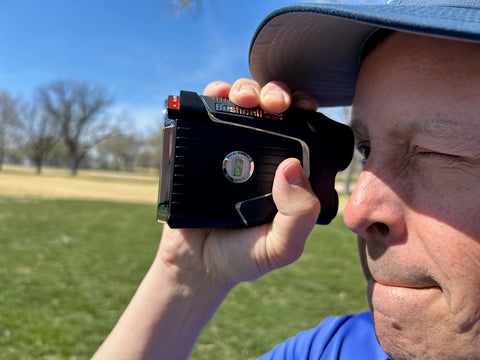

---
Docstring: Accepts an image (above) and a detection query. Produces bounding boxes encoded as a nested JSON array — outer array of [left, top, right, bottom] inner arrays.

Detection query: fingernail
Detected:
[[284, 162, 305, 186], [239, 84, 258, 96], [265, 89, 283, 98], [265, 89, 289, 105]]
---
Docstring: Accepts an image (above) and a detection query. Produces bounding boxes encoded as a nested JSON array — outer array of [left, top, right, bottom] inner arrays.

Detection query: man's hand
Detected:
[[93, 79, 321, 360], [159, 79, 321, 288]]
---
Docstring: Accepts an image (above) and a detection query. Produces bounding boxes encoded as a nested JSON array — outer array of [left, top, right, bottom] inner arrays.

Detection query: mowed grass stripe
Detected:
[[0, 165, 158, 204], [0, 164, 351, 212]]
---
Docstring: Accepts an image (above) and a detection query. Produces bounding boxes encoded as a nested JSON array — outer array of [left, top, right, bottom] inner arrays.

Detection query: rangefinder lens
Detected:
[[222, 151, 254, 183]]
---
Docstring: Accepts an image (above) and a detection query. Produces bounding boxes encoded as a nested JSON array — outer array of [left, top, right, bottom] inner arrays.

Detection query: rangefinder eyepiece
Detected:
[[157, 90, 353, 228]]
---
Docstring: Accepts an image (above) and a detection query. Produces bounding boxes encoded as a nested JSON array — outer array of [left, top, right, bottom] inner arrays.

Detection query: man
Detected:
[[93, 1, 480, 359]]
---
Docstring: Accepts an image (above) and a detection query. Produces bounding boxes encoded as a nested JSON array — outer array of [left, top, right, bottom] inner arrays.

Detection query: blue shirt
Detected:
[[258, 311, 390, 359]]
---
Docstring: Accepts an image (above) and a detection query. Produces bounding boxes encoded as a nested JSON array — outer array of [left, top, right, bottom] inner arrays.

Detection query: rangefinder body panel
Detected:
[[158, 91, 353, 228]]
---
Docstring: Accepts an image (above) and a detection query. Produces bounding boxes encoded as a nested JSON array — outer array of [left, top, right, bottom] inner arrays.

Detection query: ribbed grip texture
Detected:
[[167, 118, 303, 227]]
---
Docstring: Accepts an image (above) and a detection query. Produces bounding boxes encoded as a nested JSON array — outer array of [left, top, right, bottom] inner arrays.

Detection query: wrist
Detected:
[[152, 249, 233, 301], [141, 255, 232, 357], [94, 248, 233, 360]]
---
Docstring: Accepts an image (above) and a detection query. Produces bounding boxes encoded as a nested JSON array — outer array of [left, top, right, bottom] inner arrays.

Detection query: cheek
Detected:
[[411, 168, 480, 243], [414, 215, 480, 327], [411, 173, 480, 314], [371, 214, 480, 359]]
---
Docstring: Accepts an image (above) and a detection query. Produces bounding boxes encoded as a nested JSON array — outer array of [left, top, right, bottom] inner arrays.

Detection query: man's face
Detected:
[[343, 32, 480, 359]]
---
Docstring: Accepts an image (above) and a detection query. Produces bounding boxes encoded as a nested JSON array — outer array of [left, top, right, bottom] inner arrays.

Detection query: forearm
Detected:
[[92, 254, 232, 360]]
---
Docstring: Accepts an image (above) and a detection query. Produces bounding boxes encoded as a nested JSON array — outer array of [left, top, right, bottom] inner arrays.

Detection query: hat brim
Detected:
[[249, 3, 480, 107]]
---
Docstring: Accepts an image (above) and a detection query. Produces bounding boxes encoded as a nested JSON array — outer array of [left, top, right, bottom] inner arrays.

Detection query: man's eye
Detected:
[[357, 144, 371, 164], [414, 147, 458, 160]]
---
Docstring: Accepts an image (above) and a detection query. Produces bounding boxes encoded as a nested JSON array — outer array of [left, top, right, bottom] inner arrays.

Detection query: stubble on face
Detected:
[[349, 32, 480, 359]]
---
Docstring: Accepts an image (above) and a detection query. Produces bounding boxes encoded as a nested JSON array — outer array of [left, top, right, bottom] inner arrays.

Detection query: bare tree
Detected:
[[0, 91, 21, 171], [17, 103, 60, 174], [97, 132, 143, 172], [315, 0, 388, 3], [173, 0, 193, 6], [168, 0, 202, 16], [37, 80, 114, 175], [138, 131, 162, 170]]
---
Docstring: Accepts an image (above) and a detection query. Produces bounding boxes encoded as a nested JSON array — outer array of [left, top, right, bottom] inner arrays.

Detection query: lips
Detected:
[[367, 272, 443, 325], [362, 251, 440, 291], [369, 274, 440, 291], [365, 263, 443, 313], [368, 277, 442, 305], [358, 238, 443, 304]]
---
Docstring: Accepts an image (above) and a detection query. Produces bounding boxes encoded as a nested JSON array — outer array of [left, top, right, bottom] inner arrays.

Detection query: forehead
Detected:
[[352, 32, 480, 133]]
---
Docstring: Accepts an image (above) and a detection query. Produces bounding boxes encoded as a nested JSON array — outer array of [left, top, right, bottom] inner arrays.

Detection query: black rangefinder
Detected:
[[157, 90, 353, 228]]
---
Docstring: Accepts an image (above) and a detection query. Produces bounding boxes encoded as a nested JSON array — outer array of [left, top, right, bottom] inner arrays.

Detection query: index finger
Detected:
[[203, 81, 232, 98]]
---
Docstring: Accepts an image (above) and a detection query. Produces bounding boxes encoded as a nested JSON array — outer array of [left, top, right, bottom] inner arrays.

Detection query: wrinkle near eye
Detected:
[[350, 117, 369, 140]]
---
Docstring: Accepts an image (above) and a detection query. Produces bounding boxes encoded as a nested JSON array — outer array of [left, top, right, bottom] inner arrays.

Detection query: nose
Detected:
[[343, 168, 407, 251]]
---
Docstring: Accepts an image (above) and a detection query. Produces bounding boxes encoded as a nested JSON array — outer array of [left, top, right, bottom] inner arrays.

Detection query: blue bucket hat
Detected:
[[249, 0, 480, 107]]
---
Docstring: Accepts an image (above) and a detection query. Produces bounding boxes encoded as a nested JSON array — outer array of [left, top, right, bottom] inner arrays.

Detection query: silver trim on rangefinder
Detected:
[[157, 91, 354, 227], [157, 97, 311, 226], [157, 111, 176, 223], [235, 193, 273, 226], [200, 97, 311, 178]]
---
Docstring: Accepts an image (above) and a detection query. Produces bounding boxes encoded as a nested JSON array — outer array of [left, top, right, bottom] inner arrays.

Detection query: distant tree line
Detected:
[[0, 80, 162, 175], [0, 78, 361, 195]]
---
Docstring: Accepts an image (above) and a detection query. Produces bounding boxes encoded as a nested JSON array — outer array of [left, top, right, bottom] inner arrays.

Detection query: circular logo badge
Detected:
[[222, 151, 254, 183]]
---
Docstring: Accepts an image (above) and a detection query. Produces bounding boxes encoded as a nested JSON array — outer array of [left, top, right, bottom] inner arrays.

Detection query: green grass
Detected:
[[0, 197, 368, 360]]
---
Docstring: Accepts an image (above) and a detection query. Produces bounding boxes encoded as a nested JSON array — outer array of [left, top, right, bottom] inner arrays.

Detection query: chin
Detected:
[[371, 302, 480, 360], [373, 316, 422, 360], [368, 281, 439, 359]]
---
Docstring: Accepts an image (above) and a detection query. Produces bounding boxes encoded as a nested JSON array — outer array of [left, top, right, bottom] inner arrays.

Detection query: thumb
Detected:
[[266, 158, 321, 269]]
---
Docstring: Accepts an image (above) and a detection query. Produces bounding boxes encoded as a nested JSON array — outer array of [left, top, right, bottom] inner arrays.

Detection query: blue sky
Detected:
[[0, 0, 387, 133]]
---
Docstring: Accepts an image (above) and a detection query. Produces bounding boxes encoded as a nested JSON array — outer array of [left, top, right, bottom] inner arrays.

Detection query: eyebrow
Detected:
[[350, 117, 367, 138], [350, 116, 469, 141]]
